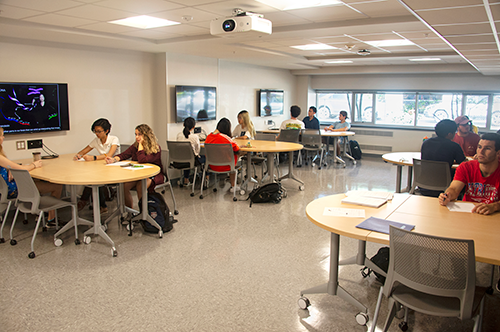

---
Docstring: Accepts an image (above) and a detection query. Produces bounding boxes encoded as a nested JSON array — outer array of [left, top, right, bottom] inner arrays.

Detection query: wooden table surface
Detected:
[[381, 152, 421, 166], [236, 139, 303, 153]]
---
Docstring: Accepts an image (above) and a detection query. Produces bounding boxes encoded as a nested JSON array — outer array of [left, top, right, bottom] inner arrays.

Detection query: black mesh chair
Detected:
[[301, 129, 325, 169], [410, 159, 451, 195]]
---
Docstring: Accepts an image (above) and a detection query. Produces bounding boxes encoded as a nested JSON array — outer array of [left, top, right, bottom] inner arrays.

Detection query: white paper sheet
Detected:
[[447, 201, 474, 212], [323, 207, 366, 218], [345, 190, 394, 201], [105, 161, 133, 166], [122, 165, 154, 170]]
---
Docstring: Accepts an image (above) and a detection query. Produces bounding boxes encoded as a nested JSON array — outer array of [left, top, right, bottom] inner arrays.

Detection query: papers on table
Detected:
[[446, 201, 475, 213], [323, 207, 366, 218], [341, 196, 388, 208], [106, 161, 132, 166], [356, 217, 415, 234], [105, 162, 154, 170], [345, 190, 394, 200]]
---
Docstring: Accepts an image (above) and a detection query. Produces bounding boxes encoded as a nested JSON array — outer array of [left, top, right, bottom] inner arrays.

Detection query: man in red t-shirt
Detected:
[[439, 133, 500, 215], [452, 115, 480, 157]]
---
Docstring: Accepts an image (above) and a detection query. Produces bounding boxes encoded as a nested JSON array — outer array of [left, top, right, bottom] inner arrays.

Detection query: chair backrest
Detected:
[[204, 143, 236, 173], [0, 175, 11, 213], [278, 129, 300, 143], [385, 226, 476, 320], [301, 129, 322, 147], [121, 144, 131, 153], [9, 168, 41, 214], [412, 159, 451, 192], [255, 133, 277, 141], [166, 141, 196, 169]]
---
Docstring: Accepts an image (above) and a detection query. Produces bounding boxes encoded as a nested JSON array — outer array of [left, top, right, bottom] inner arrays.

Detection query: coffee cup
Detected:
[[32, 152, 41, 161]]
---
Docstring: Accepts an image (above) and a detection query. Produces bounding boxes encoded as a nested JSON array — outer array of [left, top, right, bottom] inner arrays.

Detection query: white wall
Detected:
[[0, 42, 156, 160], [165, 56, 297, 141]]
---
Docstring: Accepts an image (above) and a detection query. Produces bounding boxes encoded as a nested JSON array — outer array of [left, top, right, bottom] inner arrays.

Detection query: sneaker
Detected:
[[229, 186, 240, 193], [100, 207, 108, 214], [46, 219, 56, 227]]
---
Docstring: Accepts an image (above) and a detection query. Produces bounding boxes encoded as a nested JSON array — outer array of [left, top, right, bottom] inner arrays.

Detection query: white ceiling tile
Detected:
[[120, 29, 182, 39], [0, 0, 82, 12], [446, 34, 496, 44], [436, 23, 493, 36], [347, 0, 411, 18], [94, 0, 184, 15], [402, 0, 484, 11], [0, 4, 44, 19], [454, 43, 497, 50], [24, 13, 96, 27], [256, 11, 312, 26], [150, 24, 209, 36], [285, 4, 366, 22], [77, 22, 137, 33], [153, 7, 218, 23], [196, 0, 279, 16], [417, 6, 488, 25], [169, 0, 229, 6], [57, 4, 135, 21]]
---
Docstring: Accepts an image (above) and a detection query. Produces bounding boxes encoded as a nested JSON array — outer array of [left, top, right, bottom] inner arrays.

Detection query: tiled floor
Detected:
[[0, 155, 498, 331]]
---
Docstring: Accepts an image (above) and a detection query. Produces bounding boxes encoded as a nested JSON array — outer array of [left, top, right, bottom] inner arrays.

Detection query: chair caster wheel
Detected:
[[111, 248, 117, 257], [174, 210, 179, 215], [299, 185, 305, 191], [83, 236, 91, 244], [355, 312, 368, 326], [10, 239, 17, 246], [126, 224, 134, 231], [199, 195, 204, 199], [28, 251, 36, 259], [239, 189, 246, 196], [298, 297, 310, 309], [54, 238, 63, 247], [159, 230, 163, 238], [233, 197, 237, 202], [398, 321, 408, 331], [213, 188, 217, 192], [353, 161, 357, 165], [190, 192, 195, 197], [42, 227, 47, 232], [75, 239, 81, 245], [486, 287, 494, 295], [23, 219, 28, 225], [0, 238, 4, 244], [318, 167, 321, 170]]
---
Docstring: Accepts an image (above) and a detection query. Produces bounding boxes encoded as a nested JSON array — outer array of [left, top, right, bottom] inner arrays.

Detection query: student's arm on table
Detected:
[[74, 146, 93, 160], [472, 201, 500, 215], [438, 180, 465, 206]]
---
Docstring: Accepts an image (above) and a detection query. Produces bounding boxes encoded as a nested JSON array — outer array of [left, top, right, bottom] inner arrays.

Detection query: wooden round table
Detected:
[[382, 152, 421, 193]]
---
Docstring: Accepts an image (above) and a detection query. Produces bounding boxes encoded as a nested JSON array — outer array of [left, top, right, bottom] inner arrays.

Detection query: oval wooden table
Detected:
[[382, 152, 421, 193], [320, 130, 356, 166], [23, 154, 160, 256], [236, 139, 304, 192]]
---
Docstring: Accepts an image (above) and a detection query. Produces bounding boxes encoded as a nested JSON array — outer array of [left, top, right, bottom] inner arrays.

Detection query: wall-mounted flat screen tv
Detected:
[[0, 82, 70, 134], [259, 89, 284, 117], [176, 85, 216, 123]]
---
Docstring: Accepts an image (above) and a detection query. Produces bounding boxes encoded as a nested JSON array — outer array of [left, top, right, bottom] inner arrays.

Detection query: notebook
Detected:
[[341, 196, 388, 208], [356, 217, 415, 234]]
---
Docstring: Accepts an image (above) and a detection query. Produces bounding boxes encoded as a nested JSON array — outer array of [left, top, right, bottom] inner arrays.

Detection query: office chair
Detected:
[[154, 149, 178, 215], [0, 176, 15, 244], [277, 129, 301, 178], [371, 226, 486, 332], [200, 143, 240, 201], [9, 169, 78, 259], [300, 129, 325, 169], [166, 141, 200, 198], [410, 159, 451, 195]]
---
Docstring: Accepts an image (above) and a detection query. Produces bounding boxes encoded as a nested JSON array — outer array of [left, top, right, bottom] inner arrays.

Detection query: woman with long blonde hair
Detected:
[[232, 110, 256, 139], [105, 124, 164, 209]]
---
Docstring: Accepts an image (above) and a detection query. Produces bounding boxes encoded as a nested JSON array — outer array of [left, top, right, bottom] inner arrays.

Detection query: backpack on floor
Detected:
[[139, 192, 173, 233], [247, 183, 284, 207], [349, 140, 362, 160], [360, 247, 390, 284]]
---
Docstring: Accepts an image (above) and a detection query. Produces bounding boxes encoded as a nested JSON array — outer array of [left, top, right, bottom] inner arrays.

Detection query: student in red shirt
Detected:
[[439, 133, 500, 215], [205, 118, 243, 192], [452, 115, 480, 157]]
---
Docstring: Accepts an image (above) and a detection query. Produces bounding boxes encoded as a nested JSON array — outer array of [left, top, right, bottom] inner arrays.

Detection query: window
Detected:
[[491, 95, 500, 131], [354, 93, 373, 122], [464, 95, 488, 128], [375, 93, 416, 126], [415, 93, 462, 127], [316, 92, 352, 124]]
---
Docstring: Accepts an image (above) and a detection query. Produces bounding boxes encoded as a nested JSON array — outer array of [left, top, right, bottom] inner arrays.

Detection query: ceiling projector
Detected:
[[210, 13, 272, 37]]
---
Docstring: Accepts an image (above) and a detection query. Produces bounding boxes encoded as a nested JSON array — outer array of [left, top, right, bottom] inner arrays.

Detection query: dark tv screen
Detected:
[[176, 86, 216, 123], [259, 89, 284, 117], [0, 82, 70, 134]]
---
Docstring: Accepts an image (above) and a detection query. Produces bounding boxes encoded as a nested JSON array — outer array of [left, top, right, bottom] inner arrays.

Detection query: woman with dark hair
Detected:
[[176, 117, 205, 185], [205, 118, 242, 192], [74, 118, 120, 213], [105, 124, 164, 209]]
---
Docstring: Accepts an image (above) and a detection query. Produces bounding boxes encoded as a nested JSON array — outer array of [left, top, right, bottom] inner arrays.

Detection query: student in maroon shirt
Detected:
[[452, 115, 480, 157]]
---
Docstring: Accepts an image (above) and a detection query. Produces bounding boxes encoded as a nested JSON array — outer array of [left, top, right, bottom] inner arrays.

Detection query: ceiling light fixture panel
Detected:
[[325, 60, 353, 63], [366, 39, 415, 47], [409, 58, 441, 62], [255, 0, 343, 11], [291, 43, 337, 50], [109, 15, 180, 29]]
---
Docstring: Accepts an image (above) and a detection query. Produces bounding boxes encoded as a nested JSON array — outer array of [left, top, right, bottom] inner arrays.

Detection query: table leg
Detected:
[[130, 178, 163, 237], [402, 166, 413, 193], [333, 137, 346, 166], [278, 151, 304, 189], [54, 185, 93, 242], [240, 153, 258, 193], [265, 152, 276, 183], [395, 165, 403, 193], [300, 233, 368, 313]]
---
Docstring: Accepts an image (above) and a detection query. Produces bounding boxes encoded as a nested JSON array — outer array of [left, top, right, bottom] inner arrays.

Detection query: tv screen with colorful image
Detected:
[[175, 86, 216, 123]]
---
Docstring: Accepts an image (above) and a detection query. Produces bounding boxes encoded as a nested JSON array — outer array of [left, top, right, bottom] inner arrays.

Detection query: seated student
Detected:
[[439, 133, 500, 215], [0, 128, 62, 224], [324, 110, 350, 155], [302, 106, 320, 130], [105, 124, 164, 210], [205, 118, 243, 193], [176, 117, 205, 186], [232, 110, 256, 139], [280, 105, 305, 131], [453, 115, 480, 157], [74, 118, 120, 213]]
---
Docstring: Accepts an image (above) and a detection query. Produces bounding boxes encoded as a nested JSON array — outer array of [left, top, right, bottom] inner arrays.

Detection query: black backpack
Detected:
[[361, 247, 390, 284], [247, 183, 284, 207], [349, 140, 362, 160], [139, 192, 173, 233]]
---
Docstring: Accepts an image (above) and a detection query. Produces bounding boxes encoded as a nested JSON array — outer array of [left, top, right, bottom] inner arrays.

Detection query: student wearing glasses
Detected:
[[74, 118, 120, 213], [453, 115, 480, 157]]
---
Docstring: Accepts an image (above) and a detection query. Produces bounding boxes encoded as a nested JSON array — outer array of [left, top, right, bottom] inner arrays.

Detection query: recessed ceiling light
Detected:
[[291, 44, 337, 50], [256, 0, 342, 11], [366, 39, 414, 47], [325, 60, 353, 64], [109, 15, 180, 29], [409, 58, 441, 62]]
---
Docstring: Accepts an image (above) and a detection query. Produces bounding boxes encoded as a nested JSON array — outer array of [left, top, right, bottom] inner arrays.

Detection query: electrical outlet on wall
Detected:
[[16, 141, 26, 150]]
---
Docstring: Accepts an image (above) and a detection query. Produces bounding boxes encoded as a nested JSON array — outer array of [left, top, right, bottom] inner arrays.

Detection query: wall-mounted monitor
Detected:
[[258, 89, 284, 117], [176, 85, 216, 123], [0, 82, 70, 134]]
